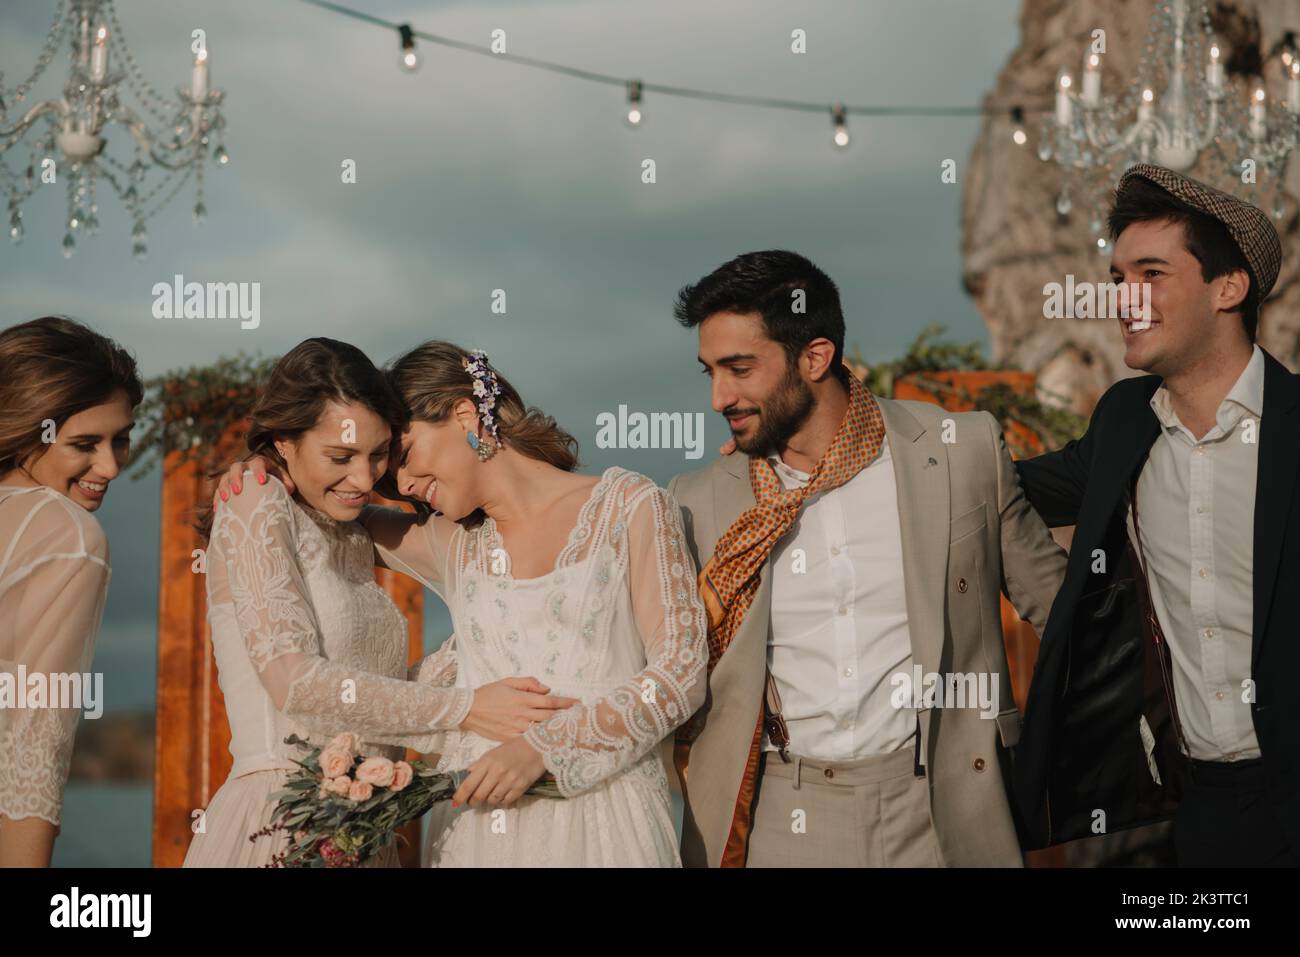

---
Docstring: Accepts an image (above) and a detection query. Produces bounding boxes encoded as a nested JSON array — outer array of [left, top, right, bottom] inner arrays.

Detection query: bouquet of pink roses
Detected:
[[250, 732, 561, 867]]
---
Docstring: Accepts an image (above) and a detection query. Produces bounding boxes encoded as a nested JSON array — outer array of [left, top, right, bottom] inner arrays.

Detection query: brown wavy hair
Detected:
[[384, 342, 580, 491], [196, 337, 406, 539], [0, 316, 144, 477]]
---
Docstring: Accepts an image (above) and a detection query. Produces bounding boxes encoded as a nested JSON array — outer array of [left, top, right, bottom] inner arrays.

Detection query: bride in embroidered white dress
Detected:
[[369, 462, 704, 866], [376, 342, 708, 867]]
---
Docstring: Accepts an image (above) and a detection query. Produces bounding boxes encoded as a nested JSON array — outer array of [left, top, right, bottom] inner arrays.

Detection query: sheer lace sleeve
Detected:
[[522, 481, 707, 795], [360, 505, 457, 598], [0, 492, 109, 827], [210, 477, 471, 751], [408, 636, 458, 685]]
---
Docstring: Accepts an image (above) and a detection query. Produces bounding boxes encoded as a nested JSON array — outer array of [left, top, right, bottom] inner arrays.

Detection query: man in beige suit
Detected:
[[666, 250, 1067, 867]]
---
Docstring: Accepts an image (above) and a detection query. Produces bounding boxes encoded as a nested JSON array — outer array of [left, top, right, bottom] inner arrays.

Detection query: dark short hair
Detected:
[[1108, 177, 1259, 342], [673, 250, 850, 384]]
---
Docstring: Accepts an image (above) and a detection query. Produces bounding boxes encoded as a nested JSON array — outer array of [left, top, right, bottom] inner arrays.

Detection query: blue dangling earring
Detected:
[[466, 431, 480, 451]]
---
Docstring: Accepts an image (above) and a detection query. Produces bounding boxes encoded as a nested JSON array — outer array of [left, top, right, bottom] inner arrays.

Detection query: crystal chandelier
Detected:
[[0, 0, 228, 259], [1038, 0, 1299, 250]]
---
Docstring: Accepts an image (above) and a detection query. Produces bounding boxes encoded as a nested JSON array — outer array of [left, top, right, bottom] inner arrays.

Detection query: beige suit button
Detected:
[[957, 577, 968, 593], [824, 768, 835, 779], [972, 757, 986, 772]]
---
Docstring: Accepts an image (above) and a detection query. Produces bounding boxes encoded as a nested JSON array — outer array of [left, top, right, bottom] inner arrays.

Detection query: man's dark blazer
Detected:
[[1010, 348, 1300, 852]]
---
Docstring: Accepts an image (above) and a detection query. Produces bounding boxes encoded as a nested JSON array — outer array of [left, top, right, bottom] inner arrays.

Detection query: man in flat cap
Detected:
[[1013, 163, 1300, 866]]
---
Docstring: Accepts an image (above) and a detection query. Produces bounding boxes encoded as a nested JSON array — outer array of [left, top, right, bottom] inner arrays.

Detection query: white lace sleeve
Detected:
[[0, 495, 109, 827], [522, 482, 707, 795], [210, 478, 471, 751], [361, 505, 456, 598]]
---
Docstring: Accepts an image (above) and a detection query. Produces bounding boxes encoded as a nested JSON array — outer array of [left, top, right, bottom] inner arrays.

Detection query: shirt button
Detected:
[[1198, 567, 1208, 578], [957, 578, 968, 593], [824, 768, 835, 779], [837, 606, 848, 616], [1195, 446, 1206, 456], [972, 757, 986, 772], [1196, 505, 1208, 514], [831, 545, 841, 556], [1215, 691, 1225, 700], [1203, 628, 1216, 639], [1226, 752, 1238, 761], [843, 667, 854, 678]]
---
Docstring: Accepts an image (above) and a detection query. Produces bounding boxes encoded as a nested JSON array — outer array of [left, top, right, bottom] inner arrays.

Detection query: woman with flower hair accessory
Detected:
[[221, 340, 708, 866]]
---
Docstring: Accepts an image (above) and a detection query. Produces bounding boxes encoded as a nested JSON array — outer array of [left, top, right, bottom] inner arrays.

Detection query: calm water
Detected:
[[51, 782, 153, 868]]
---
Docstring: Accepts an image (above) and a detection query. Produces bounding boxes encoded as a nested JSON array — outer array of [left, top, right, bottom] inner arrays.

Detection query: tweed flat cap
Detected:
[[1116, 163, 1282, 300]]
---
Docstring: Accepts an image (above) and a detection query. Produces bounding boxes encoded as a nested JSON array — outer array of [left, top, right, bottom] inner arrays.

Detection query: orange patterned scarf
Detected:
[[677, 370, 887, 865]]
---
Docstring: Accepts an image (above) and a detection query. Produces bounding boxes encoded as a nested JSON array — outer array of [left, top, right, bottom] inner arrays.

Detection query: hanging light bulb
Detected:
[[398, 24, 419, 73], [625, 80, 643, 127], [831, 104, 849, 149], [1010, 106, 1027, 146]]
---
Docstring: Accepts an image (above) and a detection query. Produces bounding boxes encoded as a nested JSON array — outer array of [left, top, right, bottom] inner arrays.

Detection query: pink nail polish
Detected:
[[257, 474, 267, 485], [233, 484, 241, 494], [220, 489, 228, 502]]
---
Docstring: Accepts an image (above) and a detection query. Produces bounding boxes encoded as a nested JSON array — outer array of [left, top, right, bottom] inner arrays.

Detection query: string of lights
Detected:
[[296, 0, 1048, 149]]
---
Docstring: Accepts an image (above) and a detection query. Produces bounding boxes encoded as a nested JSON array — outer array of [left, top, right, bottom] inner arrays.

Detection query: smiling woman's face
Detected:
[[277, 400, 392, 522], [393, 399, 482, 521], [21, 388, 135, 512]]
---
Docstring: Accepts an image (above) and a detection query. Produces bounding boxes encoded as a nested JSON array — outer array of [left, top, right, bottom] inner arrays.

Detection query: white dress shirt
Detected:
[[763, 438, 916, 761], [1127, 344, 1264, 762]]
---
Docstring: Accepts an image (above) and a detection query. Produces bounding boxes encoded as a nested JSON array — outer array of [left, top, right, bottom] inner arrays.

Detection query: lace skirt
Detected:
[[182, 767, 400, 868], [423, 750, 681, 867]]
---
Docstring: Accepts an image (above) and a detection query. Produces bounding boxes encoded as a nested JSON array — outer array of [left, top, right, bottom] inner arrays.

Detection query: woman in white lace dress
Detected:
[[376, 343, 708, 866], [0, 317, 142, 867], [230, 342, 708, 866], [185, 339, 576, 867]]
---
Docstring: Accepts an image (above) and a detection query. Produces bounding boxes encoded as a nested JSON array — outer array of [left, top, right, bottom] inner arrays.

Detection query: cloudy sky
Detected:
[[1, 0, 1020, 711]]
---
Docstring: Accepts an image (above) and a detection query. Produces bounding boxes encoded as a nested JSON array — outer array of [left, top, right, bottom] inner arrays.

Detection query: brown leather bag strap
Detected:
[[1129, 472, 1191, 756], [763, 669, 791, 762]]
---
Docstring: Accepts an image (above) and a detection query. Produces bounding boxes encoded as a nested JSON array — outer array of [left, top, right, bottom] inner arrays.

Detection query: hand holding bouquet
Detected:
[[251, 732, 561, 867]]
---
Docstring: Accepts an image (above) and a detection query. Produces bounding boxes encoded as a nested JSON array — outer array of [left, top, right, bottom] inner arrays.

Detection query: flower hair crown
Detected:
[[463, 349, 503, 449]]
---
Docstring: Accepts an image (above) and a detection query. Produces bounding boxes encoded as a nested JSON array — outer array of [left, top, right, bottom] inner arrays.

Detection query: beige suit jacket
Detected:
[[666, 397, 1067, 867]]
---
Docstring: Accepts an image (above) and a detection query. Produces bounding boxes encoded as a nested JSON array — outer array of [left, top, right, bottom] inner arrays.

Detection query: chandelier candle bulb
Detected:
[[1250, 88, 1267, 139], [1207, 42, 1224, 93], [90, 26, 109, 82], [191, 48, 208, 102], [1138, 88, 1154, 123], [1288, 62, 1300, 114], [1082, 53, 1101, 107], [1056, 72, 1073, 126]]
